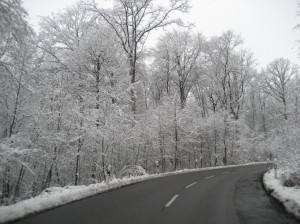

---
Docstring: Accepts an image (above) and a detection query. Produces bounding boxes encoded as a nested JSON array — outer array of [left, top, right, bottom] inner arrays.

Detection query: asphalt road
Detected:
[[13, 164, 299, 224]]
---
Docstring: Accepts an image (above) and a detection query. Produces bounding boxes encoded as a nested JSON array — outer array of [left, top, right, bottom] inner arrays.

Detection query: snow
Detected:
[[0, 162, 266, 223], [263, 170, 300, 219]]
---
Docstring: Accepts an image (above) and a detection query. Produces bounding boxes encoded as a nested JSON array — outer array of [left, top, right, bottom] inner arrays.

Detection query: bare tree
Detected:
[[261, 58, 298, 120], [155, 30, 203, 109], [89, 0, 189, 113]]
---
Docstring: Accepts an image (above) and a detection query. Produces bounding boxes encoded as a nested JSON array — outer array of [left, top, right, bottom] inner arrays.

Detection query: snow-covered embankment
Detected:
[[263, 170, 300, 219]]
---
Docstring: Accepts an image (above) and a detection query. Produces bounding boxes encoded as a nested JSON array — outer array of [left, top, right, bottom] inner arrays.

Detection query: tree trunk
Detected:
[[129, 55, 137, 114], [74, 138, 82, 186], [45, 163, 53, 188], [158, 116, 166, 172], [1, 166, 10, 205], [174, 105, 179, 170], [283, 98, 288, 120], [214, 129, 218, 166], [14, 164, 26, 201], [223, 116, 228, 165], [8, 75, 22, 137], [101, 138, 105, 181]]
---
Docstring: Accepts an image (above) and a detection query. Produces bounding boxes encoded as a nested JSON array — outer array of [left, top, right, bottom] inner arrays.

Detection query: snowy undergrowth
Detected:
[[263, 170, 300, 219], [0, 162, 266, 223]]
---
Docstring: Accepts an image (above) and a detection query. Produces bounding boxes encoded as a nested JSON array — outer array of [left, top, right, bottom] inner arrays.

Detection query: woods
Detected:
[[0, 0, 299, 206]]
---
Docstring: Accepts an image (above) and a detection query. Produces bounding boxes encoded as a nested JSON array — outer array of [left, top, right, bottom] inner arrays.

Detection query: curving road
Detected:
[[13, 164, 298, 224]]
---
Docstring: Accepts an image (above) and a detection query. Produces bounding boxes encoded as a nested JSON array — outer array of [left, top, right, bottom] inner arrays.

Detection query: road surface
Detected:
[[13, 164, 299, 224]]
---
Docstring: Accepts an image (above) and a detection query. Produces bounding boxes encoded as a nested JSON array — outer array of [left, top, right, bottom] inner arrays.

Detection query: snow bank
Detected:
[[0, 162, 266, 223], [263, 170, 300, 219]]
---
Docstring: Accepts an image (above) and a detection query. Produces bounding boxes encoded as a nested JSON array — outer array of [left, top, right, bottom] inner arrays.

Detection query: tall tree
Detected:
[[205, 31, 254, 119], [261, 58, 298, 120], [0, 0, 34, 138], [154, 30, 204, 109], [89, 0, 189, 113]]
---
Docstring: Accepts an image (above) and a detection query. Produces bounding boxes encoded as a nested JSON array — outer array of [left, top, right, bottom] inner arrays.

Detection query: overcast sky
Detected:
[[23, 0, 300, 68]]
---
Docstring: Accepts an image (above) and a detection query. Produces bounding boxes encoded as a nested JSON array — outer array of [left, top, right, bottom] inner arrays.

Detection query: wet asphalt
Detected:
[[12, 164, 299, 224]]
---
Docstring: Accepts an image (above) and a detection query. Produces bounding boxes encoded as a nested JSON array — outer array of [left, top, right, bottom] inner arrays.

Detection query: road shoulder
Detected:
[[234, 167, 299, 224]]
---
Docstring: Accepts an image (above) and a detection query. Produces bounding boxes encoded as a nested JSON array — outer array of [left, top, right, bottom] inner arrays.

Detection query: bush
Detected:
[[282, 171, 300, 187], [118, 165, 147, 178]]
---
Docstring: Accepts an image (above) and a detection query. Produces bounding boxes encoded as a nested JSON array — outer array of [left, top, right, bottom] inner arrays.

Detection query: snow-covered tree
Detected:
[[89, 0, 190, 113], [153, 30, 204, 109], [261, 58, 298, 120]]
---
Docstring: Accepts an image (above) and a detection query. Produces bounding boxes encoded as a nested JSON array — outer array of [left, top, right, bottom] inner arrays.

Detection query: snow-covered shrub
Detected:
[[281, 172, 300, 187], [0, 135, 41, 205], [118, 165, 147, 178], [265, 121, 300, 174]]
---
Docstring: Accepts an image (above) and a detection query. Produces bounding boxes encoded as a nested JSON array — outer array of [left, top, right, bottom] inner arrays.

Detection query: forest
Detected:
[[0, 0, 299, 205]]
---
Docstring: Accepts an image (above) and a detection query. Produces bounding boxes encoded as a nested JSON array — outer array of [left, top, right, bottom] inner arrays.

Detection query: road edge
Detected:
[[262, 171, 300, 221], [0, 162, 267, 224]]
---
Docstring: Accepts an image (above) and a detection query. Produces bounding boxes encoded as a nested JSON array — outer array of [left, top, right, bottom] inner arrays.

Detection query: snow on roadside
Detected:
[[263, 170, 300, 219], [0, 162, 266, 223]]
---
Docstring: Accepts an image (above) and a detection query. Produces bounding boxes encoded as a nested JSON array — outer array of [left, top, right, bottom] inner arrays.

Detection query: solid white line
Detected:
[[165, 194, 179, 207], [185, 182, 197, 189], [205, 175, 214, 179]]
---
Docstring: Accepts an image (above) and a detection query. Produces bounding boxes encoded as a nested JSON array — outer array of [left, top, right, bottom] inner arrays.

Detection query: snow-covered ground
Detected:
[[263, 170, 300, 219], [0, 162, 266, 223]]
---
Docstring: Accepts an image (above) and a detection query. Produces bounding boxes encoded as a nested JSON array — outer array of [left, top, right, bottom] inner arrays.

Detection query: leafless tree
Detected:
[[88, 0, 189, 113], [155, 30, 203, 109], [261, 58, 298, 120]]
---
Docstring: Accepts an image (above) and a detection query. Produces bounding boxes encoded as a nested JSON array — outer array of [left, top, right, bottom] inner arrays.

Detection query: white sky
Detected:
[[23, 0, 300, 68]]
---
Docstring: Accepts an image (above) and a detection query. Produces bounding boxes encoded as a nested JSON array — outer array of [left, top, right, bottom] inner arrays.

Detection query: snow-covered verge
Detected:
[[0, 162, 266, 223], [263, 170, 300, 219]]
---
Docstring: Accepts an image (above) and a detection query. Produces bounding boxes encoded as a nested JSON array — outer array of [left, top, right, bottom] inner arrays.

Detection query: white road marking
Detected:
[[185, 182, 197, 189], [165, 194, 179, 207], [222, 171, 229, 174], [205, 175, 214, 179]]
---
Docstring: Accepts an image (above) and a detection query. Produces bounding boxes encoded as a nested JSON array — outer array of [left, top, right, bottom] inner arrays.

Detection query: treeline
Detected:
[[0, 0, 299, 205]]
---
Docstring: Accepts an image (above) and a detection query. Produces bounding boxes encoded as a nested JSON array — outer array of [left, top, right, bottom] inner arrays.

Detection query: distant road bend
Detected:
[[14, 164, 298, 224]]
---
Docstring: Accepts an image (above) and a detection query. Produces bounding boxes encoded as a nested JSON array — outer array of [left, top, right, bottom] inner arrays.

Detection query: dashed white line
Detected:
[[165, 194, 179, 207], [222, 171, 229, 174], [205, 175, 214, 179], [185, 182, 197, 189]]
